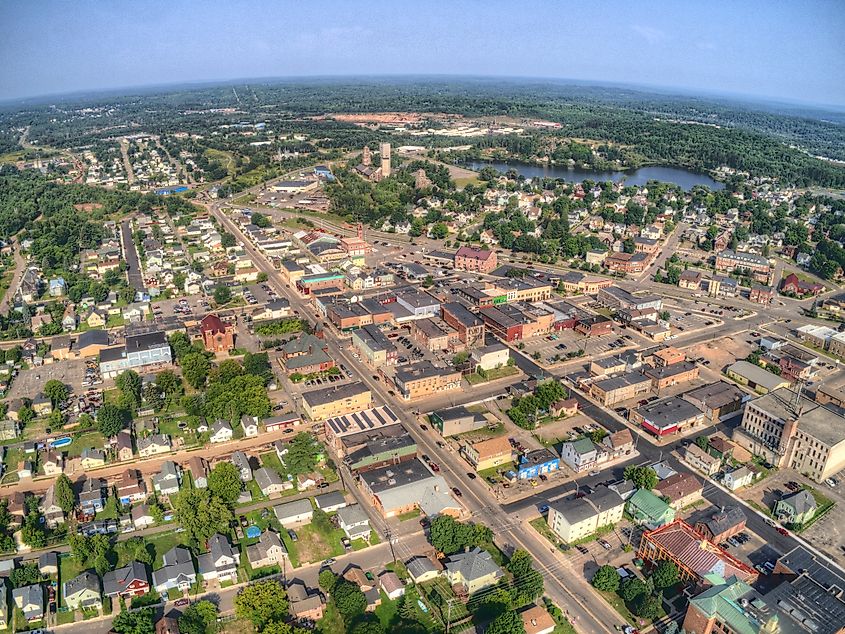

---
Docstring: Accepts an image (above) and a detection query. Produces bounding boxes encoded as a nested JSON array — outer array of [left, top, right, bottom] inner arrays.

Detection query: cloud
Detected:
[[631, 24, 666, 45]]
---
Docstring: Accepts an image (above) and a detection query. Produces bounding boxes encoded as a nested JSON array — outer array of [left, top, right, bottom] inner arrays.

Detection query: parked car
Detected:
[[287, 529, 298, 542]]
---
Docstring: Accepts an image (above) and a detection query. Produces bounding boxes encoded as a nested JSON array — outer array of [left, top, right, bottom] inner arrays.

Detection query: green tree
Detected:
[[251, 212, 272, 229], [143, 383, 164, 410], [207, 462, 243, 506], [181, 352, 211, 389], [112, 608, 155, 634], [116, 370, 143, 410], [173, 488, 234, 549], [54, 473, 76, 514], [285, 432, 321, 475], [319, 569, 338, 594], [623, 465, 658, 490], [312, 508, 333, 534], [179, 600, 219, 634], [333, 580, 366, 623], [633, 594, 663, 620], [651, 560, 679, 591], [234, 580, 288, 629], [9, 562, 45, 588], [97, 403, 125, 438], [619, 577, 648, 605], [350, 618, 385, 634], [18, 405, 35, 426], [213, 285, 232, 305], [695, 435, 710, 451], [591, 565, 621, 593], [43, 379, 69, 407], [486, 611, 525, 634], [156, 370, 183, 402], [68, 534, 92, 563]]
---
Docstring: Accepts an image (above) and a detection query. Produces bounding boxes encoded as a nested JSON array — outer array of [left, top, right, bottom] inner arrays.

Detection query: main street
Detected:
[[206, 200, 623, 633]]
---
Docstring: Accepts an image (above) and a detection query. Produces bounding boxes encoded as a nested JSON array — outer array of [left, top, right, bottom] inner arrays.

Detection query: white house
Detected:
[[240, 415, 259, 438], [209, 420, 233, 443]]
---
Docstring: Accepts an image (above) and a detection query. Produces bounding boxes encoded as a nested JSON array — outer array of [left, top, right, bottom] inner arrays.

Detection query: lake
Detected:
[[463, 160, 724, 190]]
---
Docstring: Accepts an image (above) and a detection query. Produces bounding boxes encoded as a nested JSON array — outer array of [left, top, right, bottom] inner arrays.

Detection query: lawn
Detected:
[[67, 430, 106, 457], [374, 591, 399, 628], [316, 601, 346, 634], [397, 509, 421, 522], [144, 531, 190, 568], [294, 521, 346, 564], [464, 366, 519, 385]]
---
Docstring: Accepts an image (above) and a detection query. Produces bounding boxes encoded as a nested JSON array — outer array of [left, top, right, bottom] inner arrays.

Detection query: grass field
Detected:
[[465, 365, 519, 385]]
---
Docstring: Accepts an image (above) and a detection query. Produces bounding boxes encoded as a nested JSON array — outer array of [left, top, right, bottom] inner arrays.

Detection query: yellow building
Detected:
[[302, 382, 372, 421], [462, 436, 512, 472], [547, 487, 625, 543]]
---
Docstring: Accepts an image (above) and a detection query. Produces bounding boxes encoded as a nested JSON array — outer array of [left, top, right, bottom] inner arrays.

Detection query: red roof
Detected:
[[200, 313, 226, 334], [455, 246, 494, 261]]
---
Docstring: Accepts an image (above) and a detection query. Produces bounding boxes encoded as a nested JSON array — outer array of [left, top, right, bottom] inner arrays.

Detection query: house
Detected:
[[602, 429, 634, 458], [152, 461, 182, 496], [547, 487, 625, 543], [152, 546, 197, 593], [17, 460, 33, 479], [550, 398, 579, 418], [115, 430, 134, 461], [188, 456, 209, 489], [297, 472, 323, 491], [254, 467, 290, 496], [0, 579, 7, 629], [780, 273, 824, 297], [240, 415, 259, 438], [76, 329, 111, 358], [80, 477, 107, 515], [38, 552, 59, 576], [560, 438, 599, 473], [197, 533, 238, 583], [364, 587, 382, 612], [13, 584, 44, 621], [40, 483, 65, 528], [31, 393, 52, 415], [50, 335, 72, 361], [344, 565, 374, 591], [379, 571, 405, 600], [64, 570, 102, 610], [209, 420, 234, 443], [131, 504, 156, 530], [684, 443, 722, 476], [461, 436, 513, 472], [199, 314, 236, 352], [274, 498, 313, 527], [774, 490, 817, 526], [80, 447, 107, 469], [723, 466, 755, 491], [246, 530, 288, 570], [231, 451, 253, 481], [86, 309, 107, 329], [138, 434, 171, 457], [521, 604, 557, 634], [156, 615, 180, 634], [444, 547, 504, 595], [653, 472, 703, 510], [315, 491, 347, 513], [288, 582, 326, 622], [517, 448, 560, 480], [337, 504, 372, 540], [103, 561, 150, 599], [694, 506, 747, 543], [122, 302, 150, 324], [406, 556, 442, 584], [0, 419, 21, 443], [626, 489, 676, 529]]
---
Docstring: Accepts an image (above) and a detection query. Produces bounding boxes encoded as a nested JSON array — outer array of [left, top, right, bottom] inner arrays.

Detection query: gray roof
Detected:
[[727, 360, 787, 391], [211, 419, 232, 434], [64, 570, 100, 600], [446, 547, 502, 583], [315, 491, 346, 509], [246, 529, 286, 563], [103, 562, 149, 597], [254, 467, 284, 491], [197, 534, 236, 576], [406, 556, 439, 578], [77, 329, 109, 349], [765, 573, 845, 634], [698, 506, 746, 537], [301, 381, 369, 408], [13, 585, 43, 613], [780, 489, 817, 516], [337, 504, 369, 526], [750, 388, 845, 448], [635, 396, 704, 428], [274, 498, 313, 521], [153, 546, 195, 588]]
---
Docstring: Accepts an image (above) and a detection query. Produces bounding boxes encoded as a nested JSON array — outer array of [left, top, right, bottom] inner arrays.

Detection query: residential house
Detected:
[[103, 561, 150, 599], [64, 571, 102, 610], [254, 467, 290, 497], [626, 489, 676, 529], [246, 530, 288, 570], [41, 449, 63, 476], [13, 585, 44, 622], [274, 499, 314, 527], [117, 468, 147, 504], [115, 430, 134, 461], [131, 504, 155, 530], [444, 547, 504, 595], [461, 436, 513, 472], [80, 477, 107, 515], [547, 487, 626, 543], [684, 443, 722, 476], [197, 534, 238, 583], [315, 491, 347, 513], [521, 604, 557, 634], [152, 547, 197, 593], [653, 472, 703, 510], [40, 483, 65, 528], [602, 429, 634, 458], [379, 571, 405, 600], [723, 466, 755, 491], [188, 456, 209, 489], [406, 556, 442, 584], [287, 582, 326, 622], [774, 490, 817, 526], [38, 552, 59, 576], [560, 438, 599, 473], [152, 461, 182, 496], [240, 415, 259, 438], [231, 451, 253, 481], [209, 420, 234, 443], [138, 434, 171, 457], [0, 580, 8, 630], [694, 506, 747, 544], [337, 504, 372, 541]]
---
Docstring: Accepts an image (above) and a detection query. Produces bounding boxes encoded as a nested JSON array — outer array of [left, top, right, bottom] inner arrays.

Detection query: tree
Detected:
[[112, 608, 155, 634], [181, 352, 211, 389], [633, 594, 663, 620], [214, 285, 232, 305], [333, 580, 366, 622], [619, 577, 648, 605], [429, 516, 492, 555], [452, 350, 469, 366], [116, 370, 143, 411], [256, 272, 269, 283], [592, 565, 621, 593], [243, 352, 272, 385], [350, 618, 385, 634], [156, 370, 183, 402], [179, 600, 219, 634], [21, 512, 46, 548], [144, 383, 164, 410], [623, 465, 658, 490], [286, 432, 321, 475], [54, 473, 76, 514], [234, 580, 288, 629], [695, 435, 710, 451], [251, 212, 272, 229], [319, 569, 338, 594], [43, 379, 69, 407], [486, 611, 525, 634], [68, 534, 92, 563], [312, 508, 333, 534], [651, 560, 679, 591], [97, 403, 125, 438], [18, 405, 35, 426], [173, 488, 234, 549], [207, 462, 242, 506], [9, 562, 45, 588], [260, 623, 294, 634]]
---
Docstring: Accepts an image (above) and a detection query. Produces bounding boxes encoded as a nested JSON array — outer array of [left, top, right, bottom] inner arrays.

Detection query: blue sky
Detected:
[[1, 0, 843, 106]]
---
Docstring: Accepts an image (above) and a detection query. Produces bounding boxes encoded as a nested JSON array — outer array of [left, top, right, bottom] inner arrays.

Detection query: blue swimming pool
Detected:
[[50, 437, 72, 448]]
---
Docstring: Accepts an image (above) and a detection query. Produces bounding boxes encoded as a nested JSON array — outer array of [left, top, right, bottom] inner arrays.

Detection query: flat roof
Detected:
[[325, 405, 400, 438], [727, 360, 788, 391], [359, 458, 434, 493], [751, 388, 845, 447], [636, 397, 704, 428], [301, 381, 370, 407]]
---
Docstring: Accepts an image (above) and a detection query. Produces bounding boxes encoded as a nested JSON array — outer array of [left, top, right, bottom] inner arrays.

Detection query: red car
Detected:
[[776, 527, 789, 536], [429, 462, 440, 472]]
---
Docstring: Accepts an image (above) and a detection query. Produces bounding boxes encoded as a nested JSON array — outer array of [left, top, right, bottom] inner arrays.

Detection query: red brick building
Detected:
[[780, 273, 824, 297], [454, 246, 497, 273], [749, 284, 775, 305], [199, 314, 236, 353]]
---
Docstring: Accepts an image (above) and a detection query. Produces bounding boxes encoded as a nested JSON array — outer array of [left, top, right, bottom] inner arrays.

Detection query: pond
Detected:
[[463, 159, 724, 190]]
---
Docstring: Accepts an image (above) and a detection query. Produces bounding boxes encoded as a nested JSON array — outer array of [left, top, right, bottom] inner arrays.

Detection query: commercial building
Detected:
[[796, 324, 838, 350], [517, 448, 560, 480], [461, 436, 513, 472], [589, 372, 652, 407], [279, 334, 334, 375], [597, 287, 663, 312], [629, 397, 705, 437], [393, 361, 462, 400], [644, 362, 699, 390], [471, 343, 510, 371], [301, 382, 372, 421], [733, 388, 845, 482], [344, 431, 417, 473], [394, 288, 440, 318], [604, 251, 649, 274], [410, 318, 461, 352], [296, 272, 345, 295], [715, 249, 771, 283], [323, 405, 401, 452], [726, 360, 790, 394], [694, 506, 746, 544], [626, 489, 676, 529], [99, 331, 172, 378], [682, 381, 748, 424], [351, 325, 398, 367], [454, 246, 497, 273], [547, 487, 625, 543], [430, 405, 488, 437], [441, 302, 485, 347], [358, 458, 460, 518]]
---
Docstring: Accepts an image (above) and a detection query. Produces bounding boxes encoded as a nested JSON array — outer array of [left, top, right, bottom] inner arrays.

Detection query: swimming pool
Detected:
[[50, 437, 72, 448]]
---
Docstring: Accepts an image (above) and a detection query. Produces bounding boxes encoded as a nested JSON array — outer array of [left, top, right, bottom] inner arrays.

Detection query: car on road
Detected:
[[576, 545, 589, 554], [175, 599, 190, 606], [466, 472, 476, 480], [452, 487, 462, 497], [322, 558, 336, 567], [598, 539, 612, 550], [826, 478, 838, 488], [428, 462, 440, 472], [421, 454, 431, 462], [588, 470, 600, 477], [776, 527, 790, 536]]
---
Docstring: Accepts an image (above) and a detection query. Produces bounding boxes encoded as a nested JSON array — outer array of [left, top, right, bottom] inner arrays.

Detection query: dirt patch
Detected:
[[683, 335, 752, 372], [534, 413, 594, 445]]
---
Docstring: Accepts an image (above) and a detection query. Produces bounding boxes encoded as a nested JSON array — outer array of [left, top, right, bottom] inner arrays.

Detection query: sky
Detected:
[[1, 0, 844, 106]]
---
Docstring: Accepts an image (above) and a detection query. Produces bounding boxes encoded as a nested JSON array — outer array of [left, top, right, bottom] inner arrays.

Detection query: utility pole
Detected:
[[385, 524, 397, 563], [446, 598, 454, 634]]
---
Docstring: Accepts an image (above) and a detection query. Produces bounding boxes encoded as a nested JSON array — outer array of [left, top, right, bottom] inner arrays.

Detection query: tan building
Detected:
[[410, 318, 461, 352], [732, 388, 845, 483], [547, 487, 625, 543], [393, 361, 462, 401], [589, 372, 652, 407], [684, 443, 722, 476], [462, 436, 513, 472], [301, 382, 372, 421]]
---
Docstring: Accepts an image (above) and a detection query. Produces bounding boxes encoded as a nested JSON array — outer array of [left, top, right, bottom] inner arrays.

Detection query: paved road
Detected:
[[121, 219, 144, 293]]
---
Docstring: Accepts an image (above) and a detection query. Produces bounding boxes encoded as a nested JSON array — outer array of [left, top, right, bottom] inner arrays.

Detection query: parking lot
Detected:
[[8, 358, 90, 399], [516, 329, 638, 368]]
